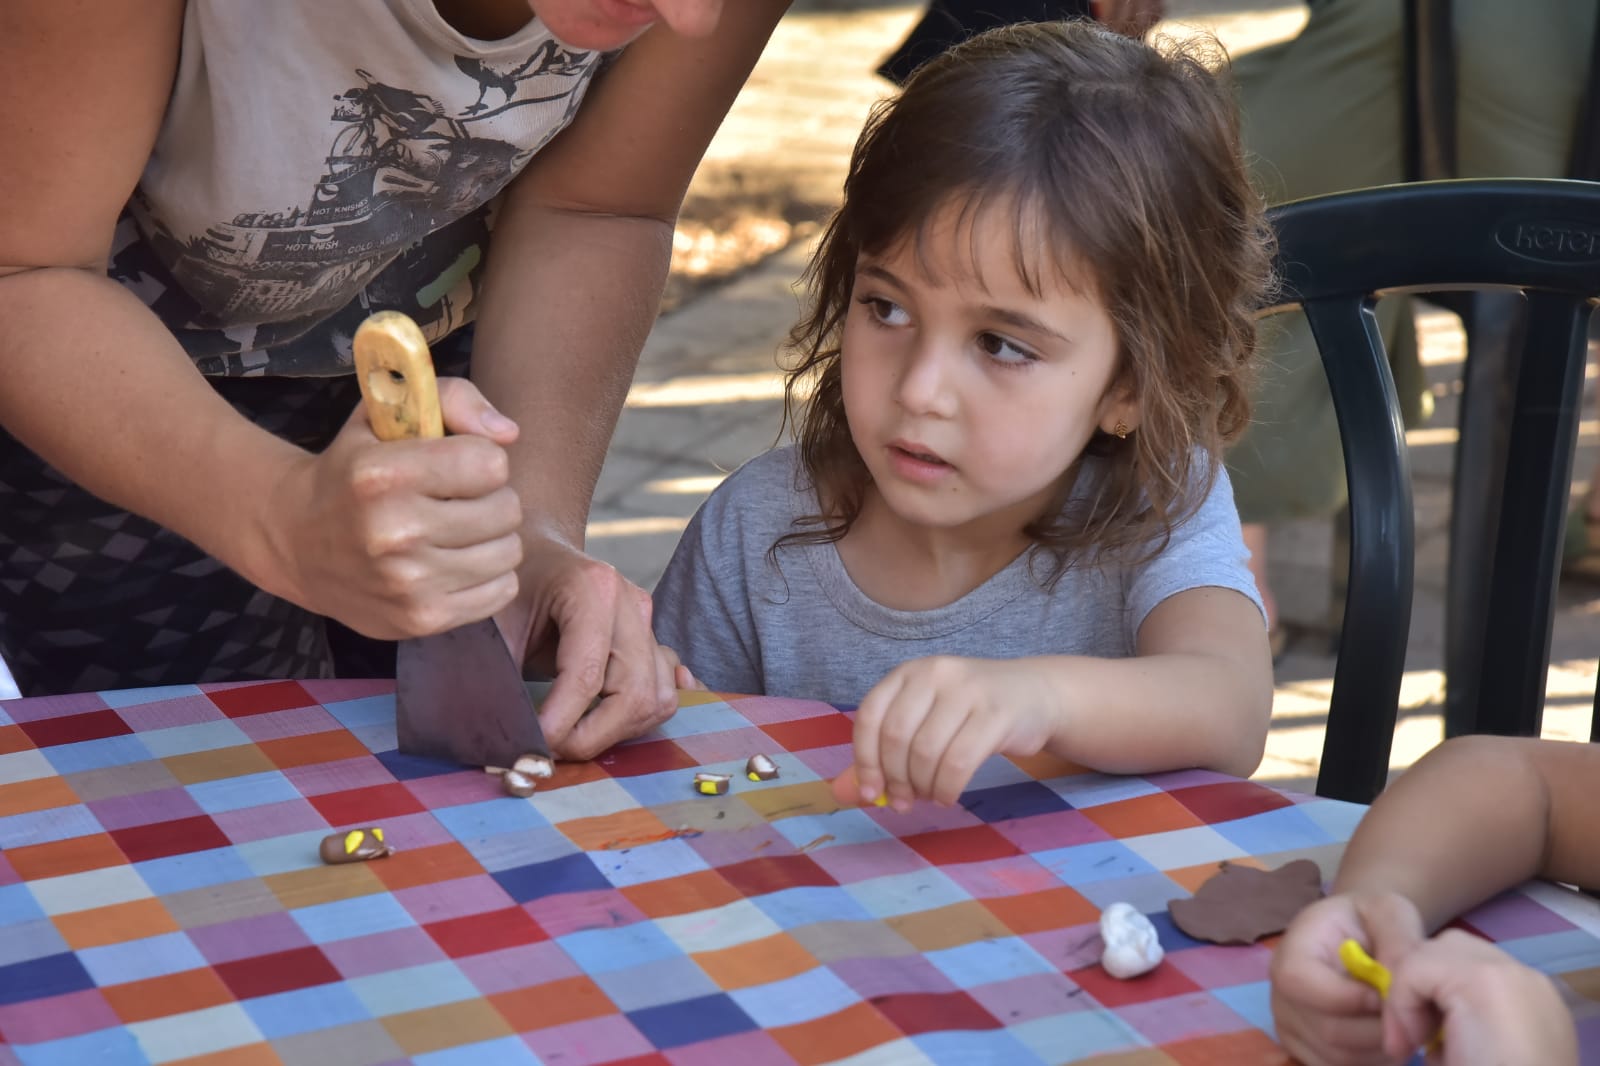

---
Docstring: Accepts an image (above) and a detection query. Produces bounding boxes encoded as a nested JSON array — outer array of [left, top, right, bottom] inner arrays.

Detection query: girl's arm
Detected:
[[467, 1, 790, 757], [1032, 585, 1274, 778]]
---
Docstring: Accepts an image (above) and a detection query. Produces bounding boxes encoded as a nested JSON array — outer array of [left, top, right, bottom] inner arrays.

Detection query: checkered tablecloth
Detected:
[[4, 680, 1600, 1065]]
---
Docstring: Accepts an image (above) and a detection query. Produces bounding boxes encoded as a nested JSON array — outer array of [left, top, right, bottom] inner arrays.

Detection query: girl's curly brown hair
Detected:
[[778, 20, 1274, 581]]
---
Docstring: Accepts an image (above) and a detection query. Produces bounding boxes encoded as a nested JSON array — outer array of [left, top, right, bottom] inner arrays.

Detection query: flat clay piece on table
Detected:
[[1168, 859, 1325, 945]]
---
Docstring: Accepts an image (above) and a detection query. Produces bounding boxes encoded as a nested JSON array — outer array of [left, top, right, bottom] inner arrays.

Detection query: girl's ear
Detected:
[[1097, 378, 1140, 437]]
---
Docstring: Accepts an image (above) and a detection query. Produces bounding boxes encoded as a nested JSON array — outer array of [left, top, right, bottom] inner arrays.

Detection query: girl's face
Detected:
[[840, 202, 1136, 547], [527, 0, 724, 49]]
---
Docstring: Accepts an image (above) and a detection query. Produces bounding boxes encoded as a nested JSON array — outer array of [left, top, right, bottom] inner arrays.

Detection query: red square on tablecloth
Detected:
[[596, 739, 699, 778], [427, 906, 548, 958], [761, 714, 855, 752], [1069, 955, 1203, 1007], [901, 825, 1021, 866], [310, 783, 426, 826], [109, 814, 231, 863], [1168, 781, 1293, 824], [214, 945, 342, 1000], [719, 854, 838, 897], [869, 990, 1002, 1035], [208, 681, 317, 718], [19, 709, 132, 748]]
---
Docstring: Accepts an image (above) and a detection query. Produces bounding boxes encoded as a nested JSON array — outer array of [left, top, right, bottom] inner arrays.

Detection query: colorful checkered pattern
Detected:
[[4, 681, 1600, 1065]]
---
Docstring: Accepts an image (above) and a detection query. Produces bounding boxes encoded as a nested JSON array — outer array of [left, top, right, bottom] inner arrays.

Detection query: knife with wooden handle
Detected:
[[353, 311, 551, 768]]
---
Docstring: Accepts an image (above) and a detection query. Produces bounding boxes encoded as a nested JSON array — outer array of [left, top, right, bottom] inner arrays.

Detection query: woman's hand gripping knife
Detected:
[[0, 2, 522, 652], [1269, 736, 1600, 1066], [830, 586, 1272, 812]]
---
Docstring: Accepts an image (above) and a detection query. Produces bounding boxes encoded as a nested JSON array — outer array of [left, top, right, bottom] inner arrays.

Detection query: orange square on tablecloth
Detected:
[[382, 998, 514, 1056], [621, 868, 745, 918], [257, 730, 370, 769], [163, 744, 275, 785], [7, 831, 127, 880], [694, 931, 818, 990], [558, 807, 671, 852], [490, 975, 615, 1030], [102, 967, 234, 1024], [1165, 856, 1270, 894], [0, 724, 33, 755], [887, 900, 1013, 953], [0, 775, 78, 818], [768, 1001, 906, 1065], [1163, 1027, 1290, 1065], [1080, 791, 1206, 838], [981, 885, 1101, 936], [55, 897, 178, 950], [369, 841, 484, 892]]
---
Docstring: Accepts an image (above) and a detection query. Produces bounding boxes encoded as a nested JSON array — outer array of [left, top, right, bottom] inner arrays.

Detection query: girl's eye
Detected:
[[857, 295, 910, 327], [976, 331, 1037, 366]]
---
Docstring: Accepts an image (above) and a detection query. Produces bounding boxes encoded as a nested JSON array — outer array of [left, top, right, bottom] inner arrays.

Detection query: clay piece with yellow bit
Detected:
[[319, 827, 393, 864], [693, 772, 732, 796], [745, 754, 779, 781]]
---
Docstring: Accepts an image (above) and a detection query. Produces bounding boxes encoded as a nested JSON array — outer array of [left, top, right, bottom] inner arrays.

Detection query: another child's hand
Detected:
[[850, 656, 1056, 810], [1269, 892, 1425, 1066], [1382, 930, 1576, 1066]]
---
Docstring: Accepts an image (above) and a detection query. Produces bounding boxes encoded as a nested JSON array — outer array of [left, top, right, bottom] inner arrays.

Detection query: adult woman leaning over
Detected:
[[0, 0, 787, 757]]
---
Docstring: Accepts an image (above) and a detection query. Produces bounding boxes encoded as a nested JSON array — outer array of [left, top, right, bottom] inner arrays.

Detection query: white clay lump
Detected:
[[1099, 902, 1164, 978]]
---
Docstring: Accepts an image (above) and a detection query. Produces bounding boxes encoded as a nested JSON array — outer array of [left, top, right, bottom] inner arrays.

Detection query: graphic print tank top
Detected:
[[109, 0, 605, 376]]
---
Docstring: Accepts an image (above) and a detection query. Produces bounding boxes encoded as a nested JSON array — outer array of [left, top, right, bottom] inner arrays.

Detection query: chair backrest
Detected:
[[1267, 177, 1600, 803]]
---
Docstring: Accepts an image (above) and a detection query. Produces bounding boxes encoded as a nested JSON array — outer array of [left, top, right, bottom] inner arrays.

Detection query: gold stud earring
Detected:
[[1113, 421, 1129, 439]]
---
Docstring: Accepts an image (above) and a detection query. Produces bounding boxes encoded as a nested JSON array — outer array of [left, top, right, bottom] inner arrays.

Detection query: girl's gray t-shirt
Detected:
[[652, 446, 1265, 706]]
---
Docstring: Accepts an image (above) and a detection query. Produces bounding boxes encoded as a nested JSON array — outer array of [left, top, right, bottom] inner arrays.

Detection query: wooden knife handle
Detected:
[[353, 311, 443, 443]]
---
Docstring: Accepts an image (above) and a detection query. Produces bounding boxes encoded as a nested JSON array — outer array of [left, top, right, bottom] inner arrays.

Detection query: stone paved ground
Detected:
[[589, 0, 1600, 795]]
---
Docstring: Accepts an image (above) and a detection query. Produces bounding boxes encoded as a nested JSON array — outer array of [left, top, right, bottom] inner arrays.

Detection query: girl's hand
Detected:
[[850, 656, 1058, 811], [1269, 892, 1426, 1066], [1383, 930, 1577, 1066], [267, 376, 524, 640]]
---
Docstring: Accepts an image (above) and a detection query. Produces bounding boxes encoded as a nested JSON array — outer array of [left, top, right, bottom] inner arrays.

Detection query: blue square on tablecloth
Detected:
[[627, 991, 758, 1048], [242, 981, 372, 1038], [591, 953, 719, 1012], [1210, 803, 1338, 855], [40, 735, 154, 775], [611, 767, 716, 809], [459, 825, 576, 873], [236, 830, 339, 878], [771, 809, 893, 851], [98, 685, 204, 708], [137, 720, 251, 759], [1010, 1008, 1146, 1060], [493, 852, 611, 903], [559, 920, 687, 977], [7, 1027, 150, 1066], [0, 805, 104, 851], [321, 695, 396, 731], [414, 1035, 543, 1065], [1031, 840, 1159, 884], [752, 884, 873, 930], [654, 700, 763, 739], [0, 882, 48, 924], [432, 796, 552, 839], [588, 838, 710, 888], [1213, 980, 1275, 1033], [134, 848, 256, 896], [375, 749, 458, 781], [845, 868, 970, 919], [1143, 909, 1204, 952], [185, 771, 302, 815], [348, 960, 479, 1017], [0, 917, 69, 968], [0, 952, 94, 1006], [291, 891, 416, 946], [1498, 928, 1600, 971], [961, 781, 1073, 823], [925, 936, 1057, 990], [729, 965, 859, 1027], [77, 930, 208, 987]]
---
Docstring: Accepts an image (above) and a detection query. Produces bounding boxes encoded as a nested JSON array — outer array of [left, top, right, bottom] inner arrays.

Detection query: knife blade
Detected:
[[352, 310, 551, 767]]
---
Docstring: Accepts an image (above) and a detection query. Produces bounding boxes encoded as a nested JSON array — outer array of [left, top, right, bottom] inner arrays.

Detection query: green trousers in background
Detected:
[[1225, 0, 1598, 524]]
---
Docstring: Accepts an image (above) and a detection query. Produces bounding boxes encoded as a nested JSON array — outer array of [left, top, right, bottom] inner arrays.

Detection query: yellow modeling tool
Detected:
[[1340, 939, 1441, 1051]]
